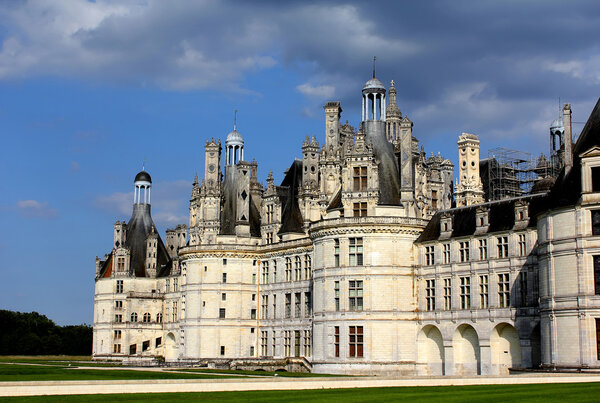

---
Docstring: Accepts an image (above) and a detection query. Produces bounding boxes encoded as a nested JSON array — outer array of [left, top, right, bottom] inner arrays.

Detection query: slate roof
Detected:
[[277, 160, 305, 235]]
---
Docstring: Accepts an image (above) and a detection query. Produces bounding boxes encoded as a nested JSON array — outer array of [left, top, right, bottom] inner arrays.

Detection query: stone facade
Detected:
[[93, 77, 600, 375]]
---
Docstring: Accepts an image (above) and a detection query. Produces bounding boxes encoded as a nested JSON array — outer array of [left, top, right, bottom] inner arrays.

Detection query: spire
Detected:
[[386, 80, 401, 118], [234, 109, 237, 131], [193, 172, 198, 185], [372, 56, 376, 78]]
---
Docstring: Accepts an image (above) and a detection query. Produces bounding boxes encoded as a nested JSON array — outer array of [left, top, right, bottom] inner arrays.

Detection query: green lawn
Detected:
[[2, 383, 600, 402], [168, 368, 343, 377], [0, 364, 243, 382]]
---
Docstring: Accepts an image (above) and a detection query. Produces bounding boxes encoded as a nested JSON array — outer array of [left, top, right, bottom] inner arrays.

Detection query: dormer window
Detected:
[[580, 146, 600, 204]]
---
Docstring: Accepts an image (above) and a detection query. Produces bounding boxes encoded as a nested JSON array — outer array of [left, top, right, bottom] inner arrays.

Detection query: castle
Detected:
[[93, 74, 600, 375]]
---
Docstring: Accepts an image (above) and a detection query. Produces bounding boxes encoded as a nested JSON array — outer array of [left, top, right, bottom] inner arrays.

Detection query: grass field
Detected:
[[0, 363, 243, 382], [0, 356, 120, 367], [2, 383, 600, 402]]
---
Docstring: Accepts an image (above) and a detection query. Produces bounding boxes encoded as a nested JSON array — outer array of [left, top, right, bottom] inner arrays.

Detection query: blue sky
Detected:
[[1, 0, 599, 325]]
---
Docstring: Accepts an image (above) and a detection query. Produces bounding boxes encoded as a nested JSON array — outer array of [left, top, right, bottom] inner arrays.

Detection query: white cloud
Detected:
[[16, 200, 58, 218], [296, 83, 335, 98]]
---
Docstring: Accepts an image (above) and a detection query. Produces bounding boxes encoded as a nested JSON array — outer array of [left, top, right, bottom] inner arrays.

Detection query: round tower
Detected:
[[134, 169, 152, 205]]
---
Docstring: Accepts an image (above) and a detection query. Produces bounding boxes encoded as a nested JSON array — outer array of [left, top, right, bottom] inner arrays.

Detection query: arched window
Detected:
[[130, 312, 138, 322], [143, 313, 151, 323], [156, 313, 163, 323]]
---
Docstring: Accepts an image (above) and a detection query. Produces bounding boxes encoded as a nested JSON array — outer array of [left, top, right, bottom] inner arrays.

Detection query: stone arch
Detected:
[[165, 332, 177, 361], [491, 323, 522, 374], [530, 324, 541, 369], [417, 325, 445, 375], [453, 324, 480, 375]]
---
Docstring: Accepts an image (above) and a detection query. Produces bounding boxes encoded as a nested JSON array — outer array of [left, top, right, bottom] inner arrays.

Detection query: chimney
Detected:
[[563, 103, 573, 172]]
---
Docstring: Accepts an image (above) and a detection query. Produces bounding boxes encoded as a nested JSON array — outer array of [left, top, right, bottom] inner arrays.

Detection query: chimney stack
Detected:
[[563, 103, 573, 172]]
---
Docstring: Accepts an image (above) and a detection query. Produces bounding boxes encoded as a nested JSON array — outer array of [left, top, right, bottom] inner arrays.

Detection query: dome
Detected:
[[362, 77, 385, 92], [226, 129, 244, 145], [531, 176, 555, 194], [134, 170, 152, 183]]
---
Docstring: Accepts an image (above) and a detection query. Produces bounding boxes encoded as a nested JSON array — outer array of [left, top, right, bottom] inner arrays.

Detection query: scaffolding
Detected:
[[486, 148, 538, 201]]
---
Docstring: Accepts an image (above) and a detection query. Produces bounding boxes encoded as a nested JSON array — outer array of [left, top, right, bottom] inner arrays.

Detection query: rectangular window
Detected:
[[426, 279, 435, 311], [497, 236, 509, 258], [459, 241, 470, 262], [304, 255, 312, 279], [294, 330, 301, 357], [353, 166, 367, 191], [116, 280, 123, 293], [273, 260, 277, 282], [166, 278, 170, 292], [114, 330, 122, 340], [115, 300, 123, 310], [443, 243, 451, 264], [518, 234, 527, 256], [349, 326, 364, 358], [304, 330, 311, 357], [117, 257, 125, 272], [266, 232, 273, 244], [252, 273, 256, 284], [349, 280, 363, 311], [262, 261, 269, 284], [222, 273, 227, 283], [425, 246, 435, 265], [285, 293, 291, 318], [460, 276, 471, 309], [353, 202, 367, 217], [222, 293, 226, 301], [285, 258, 292, 282], [349, 237, 363, 266], [155, 337, 162, 347], [335, 281, 340, 311], [284, 331, 291, 356], [479, 275, 489, 308], [295, 256, 302, 281], [272, 294, 277, 319], [130, 344, 136, 355], [172, 301, 177, 321], [173, 278, 178, 292], [334, 326, 340, 357], [593, 210, 600, 236], [593, 167, 600, 192], [250, 346, 255, 357], [220, 346, 225, 356], [272, 331, 277, 356], [594, 256, 600, 295], [266, 204, 274, 224], [251, 308, 256, 319], [479, 239, 488, 260], [142, 340, 150, 352], [498, 273, 510, 308], [295, 293, 301, 318], [113, 344, 121, 353], [305, 292, 312, 316], [261, 295, 268, 319], [443, 278, 452, 310], [520, 271, 529, 306], [334, 239, 340, 266], [596, 319, 600, 360], [261, 331, 268, 356], [219, 308, 226, 319]]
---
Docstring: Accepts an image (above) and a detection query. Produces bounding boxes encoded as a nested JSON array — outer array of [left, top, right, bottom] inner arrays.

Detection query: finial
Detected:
[[391, 79, 395, 87], [372, 56, 376, 78], [234, 109, 238, 131], [142, 158, 146, 171]]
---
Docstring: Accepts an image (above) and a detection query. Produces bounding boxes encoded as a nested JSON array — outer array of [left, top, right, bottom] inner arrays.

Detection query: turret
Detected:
[[455, 133, 484, 207], [145, 227, 158, 277], [113, 221, 127, 249]]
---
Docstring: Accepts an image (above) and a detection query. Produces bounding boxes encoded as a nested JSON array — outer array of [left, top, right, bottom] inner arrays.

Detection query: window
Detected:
[[518, 234, 527, 256], [223, 258, 227, 265], [219, 308, 226, 319], [284, 331, 291, 356], [155, 337, 162, 347], [142, 340, 150, 352], [592, 210, 600, 236], [304, 330, 311, 356], [431, 190, 438, 210], [349, 238, 363, 266], [251, 309, 256, 319], [443, 243, 450, 264], [222, 273, 227, 283], [294, 330, 301, 357], [305, 292, 312, 316], [266, 232, 273, 244], [114, 330, 122, 340], [335, 281, 340, 311], [130, 312, 138, 322], [425, 246, 435, 265], [166, 279, 170, 292], [285, 293, 291, 318], [252, 293, 256, 301], [173, 278, 178, 292], [285, 258, 292, 282], [172, 301, 177, 321], [273, 260, 277, 282], [304, 255, 311, 279], [594, 256, 600, 295], [295, 256, 302, 281], [266, 204, 274, 224], [334, 239, 340, 266], [262, 261, 269, 284], [249, 346, 254, 357], [596, 319, 600, 360], [252, 273, 256, 284], [250, 327, 255, 333], [426, 279, 435, 311], [222, 293, 226, 301], [520, 271, 529, 306], [272, 331, 277, 356], [349, 280, 363, 311], [116, 280, 123, 293], [261, 331, 268, 356], [349, 326, 364, 357], [130, 344, 136, 355], [460, 277, 471, 309], [479, 239, 488, 260], [353, 166, 368, 191], [115, 300, 123, 310], [156, 313, 162, 323], [220, 346, 225, 356], [272, 295, 277, 319], [115, 314, 122, 323], [459, 241, 470, 262], [117, 257, 125, 272], [295, 293, 301, 318], [498, 273, 510, 308], [334, 326, 340, 357], [479, 275, 489, 308], [443, 278, 452, 310], [593, 167, 600, 192], [143, 312, 151, 323], [261, 295, 268, 319], [113, 344, 121, 353], [497, 236, 509, 258], [353, 202, 367, 217]]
